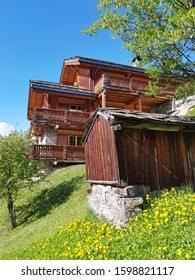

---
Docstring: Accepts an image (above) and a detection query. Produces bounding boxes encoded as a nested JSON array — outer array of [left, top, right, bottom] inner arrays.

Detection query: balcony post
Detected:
[[138, 95, 142, 112], [102, 90, 106, 108]]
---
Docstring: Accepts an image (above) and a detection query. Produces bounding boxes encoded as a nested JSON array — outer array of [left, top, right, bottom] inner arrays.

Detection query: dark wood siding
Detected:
[[121, 128, 195, 190], [185, 132, 195, 183], [115, 130, 128, 185], [57, 134, 68, 146], [85, 116, 120, 184]]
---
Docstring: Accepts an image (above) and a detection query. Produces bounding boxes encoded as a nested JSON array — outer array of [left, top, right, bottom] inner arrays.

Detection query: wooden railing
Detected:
[[34, 108, 91, 124], [65, 111, 91, 124], [64, 145, 85, 161], [94, 74, 176, 95], [32, 145, 64, 159], [31, 144, 85, 161], [94, 74, 147, 93]]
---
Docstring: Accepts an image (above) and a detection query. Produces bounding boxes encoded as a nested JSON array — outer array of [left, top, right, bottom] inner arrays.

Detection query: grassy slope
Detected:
[[1, 164, 195, 260], [0, 164, 89, 259]]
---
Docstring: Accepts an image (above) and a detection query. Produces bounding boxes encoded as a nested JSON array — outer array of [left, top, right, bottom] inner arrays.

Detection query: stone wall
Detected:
[[41, 130, 57, 145], [151, 95, 195, 115], [88, 184, 150, 227]]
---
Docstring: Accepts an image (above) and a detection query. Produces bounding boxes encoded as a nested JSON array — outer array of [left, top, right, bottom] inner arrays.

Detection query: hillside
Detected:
[[0, 164, 89, 259], [1, 164, 195, 260]]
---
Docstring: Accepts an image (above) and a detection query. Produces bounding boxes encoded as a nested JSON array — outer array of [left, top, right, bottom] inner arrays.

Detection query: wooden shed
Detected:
[[84, 108, 195, 191]]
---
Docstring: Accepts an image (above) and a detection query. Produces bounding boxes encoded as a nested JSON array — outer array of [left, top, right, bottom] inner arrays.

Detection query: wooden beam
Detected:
[[138, 95, 142, 112], [57, 130, 84, 136], [102, 91, 106, 108], [86, 180, 119, 185]]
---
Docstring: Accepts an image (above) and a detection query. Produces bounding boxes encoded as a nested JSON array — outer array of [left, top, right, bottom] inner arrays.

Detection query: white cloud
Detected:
[[0, 122, 15, 136]]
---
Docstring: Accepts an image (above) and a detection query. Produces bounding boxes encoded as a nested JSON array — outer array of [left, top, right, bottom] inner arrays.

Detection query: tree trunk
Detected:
[[7, 196, 17, 228]]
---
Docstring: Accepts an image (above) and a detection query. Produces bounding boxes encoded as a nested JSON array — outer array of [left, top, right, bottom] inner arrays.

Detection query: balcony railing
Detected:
[[31, 144, 85, 161], [94, 74, 176, 95], [33, 108, 91, 125], [64, 145, 85, 160], [31, 145, 64, 159]]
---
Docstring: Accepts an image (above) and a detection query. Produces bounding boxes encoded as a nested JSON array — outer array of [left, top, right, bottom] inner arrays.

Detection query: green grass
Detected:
[[1, 164, 195, 260], [0, 164, 89, 259], [5, 186, 195, 260]]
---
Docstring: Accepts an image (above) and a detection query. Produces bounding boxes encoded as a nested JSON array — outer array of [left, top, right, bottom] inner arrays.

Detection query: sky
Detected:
[[0, 0, 131, 136]]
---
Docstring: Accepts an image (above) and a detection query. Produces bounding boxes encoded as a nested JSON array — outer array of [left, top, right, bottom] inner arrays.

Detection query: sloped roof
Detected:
[[84, 108, 195, 143], [63, 56, 145, 74], [30, 80, 97, 98], [74, 56, 145, 73], [96, 108, 195, 125]]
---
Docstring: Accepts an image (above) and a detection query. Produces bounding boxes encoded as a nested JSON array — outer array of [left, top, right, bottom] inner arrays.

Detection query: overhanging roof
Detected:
[[30, 80, 97, 98], [72, 56, 145, 73], [60, 56, 146, 84]]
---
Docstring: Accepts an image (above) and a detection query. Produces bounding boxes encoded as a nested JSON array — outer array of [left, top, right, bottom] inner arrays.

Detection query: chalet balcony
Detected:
[[94, 74, 175, 96], [33, 108, 91, 125], [31, 144, 85, 162]]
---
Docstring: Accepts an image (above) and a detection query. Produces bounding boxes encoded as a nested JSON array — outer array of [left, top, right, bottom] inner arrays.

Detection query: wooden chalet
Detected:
[[27, 56, 176, 163], [84, 108, 195, 191]]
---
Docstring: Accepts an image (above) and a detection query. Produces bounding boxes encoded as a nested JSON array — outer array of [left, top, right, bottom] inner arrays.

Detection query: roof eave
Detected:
[[30, 81, 96, 98]]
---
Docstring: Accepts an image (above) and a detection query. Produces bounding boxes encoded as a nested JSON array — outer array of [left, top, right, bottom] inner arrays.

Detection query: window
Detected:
[[70, 105, 77, 112], [77, 136, 83, 146], [77, 105, 84, 112], [69, 136, 83, 146], [69, 136, 76, 146], [70, 105, 84, 112]]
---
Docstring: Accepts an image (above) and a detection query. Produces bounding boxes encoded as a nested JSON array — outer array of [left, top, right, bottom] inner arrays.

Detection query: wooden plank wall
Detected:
[[85, 116, 119, 184], [78, 68, 93, 91], [122, 128, 195, 190]]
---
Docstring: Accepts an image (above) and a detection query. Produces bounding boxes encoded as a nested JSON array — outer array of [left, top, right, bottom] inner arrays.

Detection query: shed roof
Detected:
[[84, 108, 195, 142]]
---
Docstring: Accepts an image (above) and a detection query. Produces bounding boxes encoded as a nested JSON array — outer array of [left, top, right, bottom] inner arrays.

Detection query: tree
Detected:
[[84, 0, 195, 93], [0, 131, 45, 228]]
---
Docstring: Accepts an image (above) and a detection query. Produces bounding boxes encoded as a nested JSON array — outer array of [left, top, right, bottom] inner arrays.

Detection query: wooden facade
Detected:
[[27, 56, 177, 163], [84, 108, 195, 191], [28, 80, 96, 162]]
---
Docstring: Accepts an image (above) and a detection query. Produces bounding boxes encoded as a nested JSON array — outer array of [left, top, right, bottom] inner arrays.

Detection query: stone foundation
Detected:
[[88, 184, 150, 227]]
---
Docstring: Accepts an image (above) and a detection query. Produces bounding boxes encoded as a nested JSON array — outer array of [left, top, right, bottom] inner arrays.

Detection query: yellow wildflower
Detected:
[[185, 253, 190, 260], [177, 249, 182, 256], [146, 194, 150, 200]]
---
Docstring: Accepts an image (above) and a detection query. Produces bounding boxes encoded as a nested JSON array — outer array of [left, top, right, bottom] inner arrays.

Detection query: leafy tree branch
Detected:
[[84, 0, 195, 96]]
